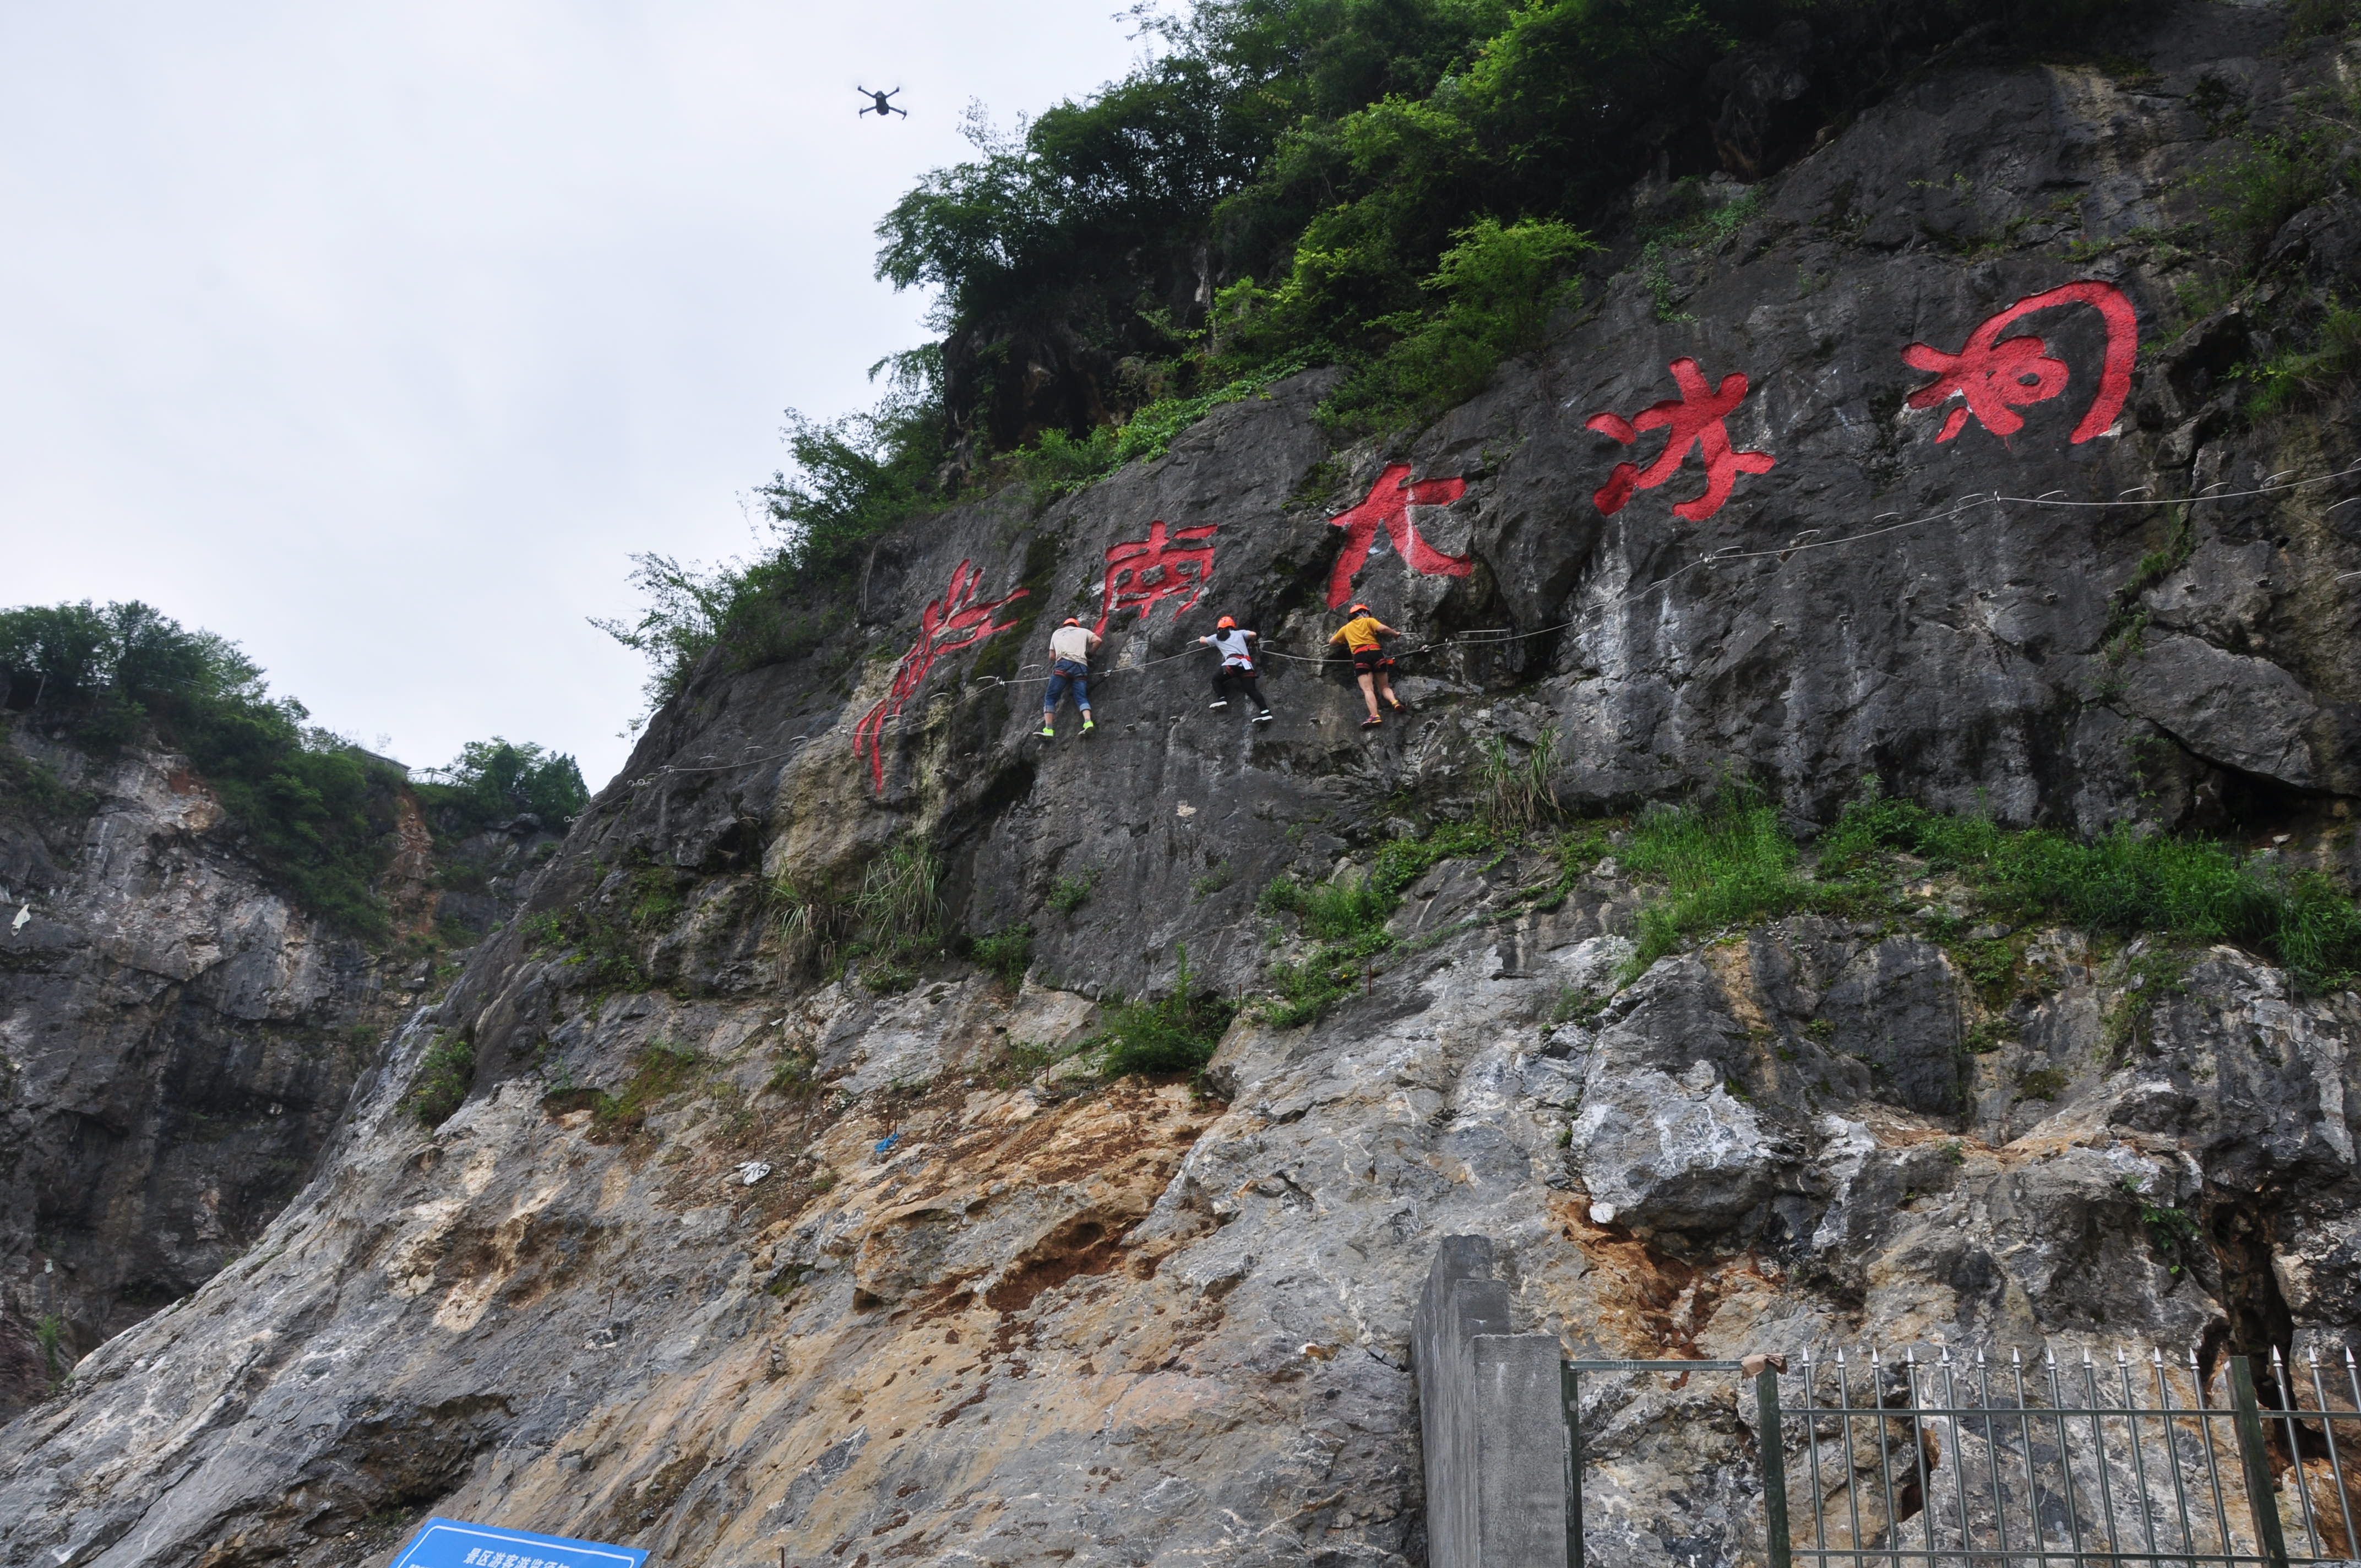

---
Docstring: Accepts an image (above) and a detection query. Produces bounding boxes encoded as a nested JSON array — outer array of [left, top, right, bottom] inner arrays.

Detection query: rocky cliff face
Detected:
[[0, 723, 551, 1424], [7, 7, 2361, 1567]]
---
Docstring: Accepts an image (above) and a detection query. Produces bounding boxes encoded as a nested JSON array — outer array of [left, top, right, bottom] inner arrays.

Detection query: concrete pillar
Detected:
[[1413, 1235, 1570, 1568]]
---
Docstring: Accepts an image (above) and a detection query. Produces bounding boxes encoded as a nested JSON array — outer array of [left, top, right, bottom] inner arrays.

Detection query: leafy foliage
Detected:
[[2242, 300, 2361, 416], [35, 1313, 63, 1381], [2190, 112, 2358, 259], [884, 0, 2130, 454], [414, 739, 587, 837], [1048, 867, 1102, 913], [768, 839, 949, 992], [1015, 356, 1316, 498], [2288, 0, 2360, 39], [589, 355, 938, 709], [1098, 945, 1237, 1077], [1478, 722, 1560, 831], [0, 741, 97, 829], [407, 1032, 478, 1128], [1259, 820, 1508, 1023], [1605, 778, 2361, 992], [1314, 219, 1599, 432], [598, 0, 2140, 714], [973, 923, 1035, 986], [524, 901, 649, 995], [0, 601, 401, 935]]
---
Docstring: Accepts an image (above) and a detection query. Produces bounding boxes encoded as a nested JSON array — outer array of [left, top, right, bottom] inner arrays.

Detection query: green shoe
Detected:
[[1038, 723, 1055, 738], [1081, 716, 1096, 735]]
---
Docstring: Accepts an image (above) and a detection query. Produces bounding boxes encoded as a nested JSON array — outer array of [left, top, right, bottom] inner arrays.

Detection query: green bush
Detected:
[[2191, 121, 2355, 257], [1048, 867, 1102, 913], [0, 741, 97, 825], [407, 1032, 478, 1128], [591, 355, 937, 709], [1017, 358, 1318, 497], [1258, 819, 1505, 1023], [2243, 300, 2361, 416], [1190, 861, 1234, 899], [973, 924, 1034, 986], [586, 1041, 705, 1139], [1100, 946, 1237, 1077], [414, 738, 587, 836], [1320, 219, 1598, 432], [856, 841, 941, 939], [1479, 724, 1560, 830], [2288, 0, 2359, 38], [1259, 869, 1391, 940], [590, 1, 2144, 707], [835, 840, 948, 990]]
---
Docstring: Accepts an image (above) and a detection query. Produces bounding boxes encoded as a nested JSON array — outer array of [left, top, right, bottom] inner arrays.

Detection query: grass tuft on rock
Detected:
[[1258, 820, 1513, 1025], [1818, 785, 2361, 988], [1621, 783, 1801, 973]]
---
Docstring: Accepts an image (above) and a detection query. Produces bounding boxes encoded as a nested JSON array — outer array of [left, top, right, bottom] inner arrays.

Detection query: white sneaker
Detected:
[[1209, 700, 1228, 710], [1252, 710, 1273, 723]]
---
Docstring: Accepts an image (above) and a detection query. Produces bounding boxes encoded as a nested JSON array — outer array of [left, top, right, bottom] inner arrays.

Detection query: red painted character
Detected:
[[1095, 521, 1218, 636], [1586, 358, 1777, 522], [1902, 280, 2137, 445], [1325, 465, 1471, 609], [853, 559, 1029, 791]]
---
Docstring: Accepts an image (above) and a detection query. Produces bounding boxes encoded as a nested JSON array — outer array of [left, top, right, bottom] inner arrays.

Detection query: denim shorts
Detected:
[[1045, 660, 1090, 709]]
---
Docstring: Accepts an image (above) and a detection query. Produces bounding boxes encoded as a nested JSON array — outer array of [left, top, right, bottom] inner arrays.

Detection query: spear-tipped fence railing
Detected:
[[1564, 1347, 2361, 1568]]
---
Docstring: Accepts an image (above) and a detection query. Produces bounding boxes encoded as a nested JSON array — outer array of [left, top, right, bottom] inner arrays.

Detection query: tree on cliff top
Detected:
[[0, 600, 401, 935], [0, 600, 584, 939], [601, 0, 2139, 711]]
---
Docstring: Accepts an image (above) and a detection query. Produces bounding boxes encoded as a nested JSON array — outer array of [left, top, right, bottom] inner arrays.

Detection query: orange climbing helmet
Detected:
[[1217, 616, 1236, 629], [1062, 617, 1080, 626], [1348, 603, 1371, 616]]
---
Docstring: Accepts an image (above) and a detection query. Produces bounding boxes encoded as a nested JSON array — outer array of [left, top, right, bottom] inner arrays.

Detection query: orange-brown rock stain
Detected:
[[484, 1076, 1233, 1563], [1548, 1194, 1786, 1357], [382, 787, 441, 939]]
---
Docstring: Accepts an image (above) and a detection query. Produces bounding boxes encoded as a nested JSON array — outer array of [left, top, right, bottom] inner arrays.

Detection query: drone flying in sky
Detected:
[[857, 87, 907, 119]]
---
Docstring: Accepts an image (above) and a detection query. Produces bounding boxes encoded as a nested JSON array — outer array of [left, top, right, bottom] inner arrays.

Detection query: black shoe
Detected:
[[1252, 710, 1273, 723]]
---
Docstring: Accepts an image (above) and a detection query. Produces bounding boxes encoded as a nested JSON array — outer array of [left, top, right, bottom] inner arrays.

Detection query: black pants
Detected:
[[1213, 666, 1269, 712]]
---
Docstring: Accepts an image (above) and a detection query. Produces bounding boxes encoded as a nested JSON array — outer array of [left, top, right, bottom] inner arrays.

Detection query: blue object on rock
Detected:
[[873, 1131, 900, 1157], [390, 1518, 646, 1568]]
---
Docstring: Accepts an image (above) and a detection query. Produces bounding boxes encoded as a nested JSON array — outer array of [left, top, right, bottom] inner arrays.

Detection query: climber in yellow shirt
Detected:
[[1328, 603, 1405, 728]]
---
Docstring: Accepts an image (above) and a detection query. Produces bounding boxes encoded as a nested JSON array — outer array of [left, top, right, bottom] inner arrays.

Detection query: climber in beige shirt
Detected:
[[1040, 619, 1101, 739]]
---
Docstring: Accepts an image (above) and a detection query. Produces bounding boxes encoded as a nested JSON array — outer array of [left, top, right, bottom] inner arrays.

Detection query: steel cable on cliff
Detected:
[[627, 456, 2361, 786]]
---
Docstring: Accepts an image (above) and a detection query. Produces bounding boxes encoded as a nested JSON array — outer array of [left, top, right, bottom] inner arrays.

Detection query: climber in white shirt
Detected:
[[1198, 616, 1272, 723]]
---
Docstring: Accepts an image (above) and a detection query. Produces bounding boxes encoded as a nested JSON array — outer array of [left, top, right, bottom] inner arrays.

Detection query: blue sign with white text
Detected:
[[389, 1518, 648, 1568]]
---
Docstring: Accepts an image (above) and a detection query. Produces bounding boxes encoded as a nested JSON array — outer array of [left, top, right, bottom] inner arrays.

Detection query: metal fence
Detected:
[[1564, 1348, 2361, 1568]]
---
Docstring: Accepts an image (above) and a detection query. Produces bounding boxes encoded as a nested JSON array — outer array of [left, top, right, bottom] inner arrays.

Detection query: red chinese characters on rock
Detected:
[[1324, 464, 1471, 609], [1586, 358, 1776, 522], [1095, 521, 1218, 636], [1902, 280, 2137, 445], [853, 559, 1028, 791]]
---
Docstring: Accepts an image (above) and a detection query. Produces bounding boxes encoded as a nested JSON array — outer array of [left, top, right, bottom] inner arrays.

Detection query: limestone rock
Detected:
[[7, 7, 2361, 1566]]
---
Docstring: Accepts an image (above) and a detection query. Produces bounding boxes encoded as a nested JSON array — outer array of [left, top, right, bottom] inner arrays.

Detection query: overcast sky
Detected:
[[0, 2, 1152, 789]]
